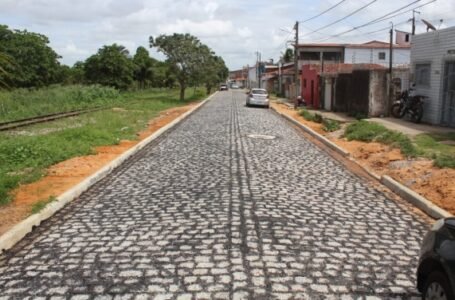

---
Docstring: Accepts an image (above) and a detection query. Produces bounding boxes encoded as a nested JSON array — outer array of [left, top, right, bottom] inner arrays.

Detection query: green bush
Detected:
[[313, 113, 323, 123], [322, 119, 341, 132], [344, 120, 417, 157], [298, 109, 315, 122], [434, 154, 455, 169]]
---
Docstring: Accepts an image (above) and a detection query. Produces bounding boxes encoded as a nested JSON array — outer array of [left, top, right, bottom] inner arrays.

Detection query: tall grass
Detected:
[[0, 85, 120, 122]]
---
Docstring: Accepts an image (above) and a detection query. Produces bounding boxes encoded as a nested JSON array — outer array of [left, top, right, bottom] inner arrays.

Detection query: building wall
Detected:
[[344, 48, 410, 65], [368, 70, 388, 117], [411, 27, 455, 125], [247, 67, 258, 89]]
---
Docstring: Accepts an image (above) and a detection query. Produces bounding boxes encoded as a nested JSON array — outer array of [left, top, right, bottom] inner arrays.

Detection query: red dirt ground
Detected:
[[0, 104, 196, 236]]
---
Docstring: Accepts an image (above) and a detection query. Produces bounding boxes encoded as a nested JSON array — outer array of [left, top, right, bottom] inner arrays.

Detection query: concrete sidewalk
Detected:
[[367, 117, 455, 137]]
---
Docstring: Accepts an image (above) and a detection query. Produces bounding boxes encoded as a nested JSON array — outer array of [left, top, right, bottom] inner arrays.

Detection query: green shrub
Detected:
[[322, 119, 341, 132], [313, 113, 323, 123], [298, 109, 315, 122], [434, 154, 455, 169]]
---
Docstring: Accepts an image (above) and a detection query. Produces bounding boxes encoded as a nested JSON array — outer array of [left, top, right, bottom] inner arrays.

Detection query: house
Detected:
[[228, 68, 248, 88], [298, 39, 411, 116], [344, 40, 410, 66], [411, 26, 455, 127]]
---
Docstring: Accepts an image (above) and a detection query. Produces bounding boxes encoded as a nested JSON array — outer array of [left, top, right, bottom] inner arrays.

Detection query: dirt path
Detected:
[[0, 103, 197, 236], [272, 102, 455, 215]]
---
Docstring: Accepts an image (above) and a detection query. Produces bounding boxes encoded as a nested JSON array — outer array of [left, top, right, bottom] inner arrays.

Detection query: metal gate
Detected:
[[442, 61, 455, 127]]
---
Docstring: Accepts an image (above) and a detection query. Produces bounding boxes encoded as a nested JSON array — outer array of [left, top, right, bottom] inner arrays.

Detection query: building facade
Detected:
[[411, 26, 455, 127]]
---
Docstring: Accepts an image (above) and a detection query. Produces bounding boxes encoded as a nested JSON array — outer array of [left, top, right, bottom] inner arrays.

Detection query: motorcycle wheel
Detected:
[[411, 103, 424, 123], [391, 103, 404, 118]]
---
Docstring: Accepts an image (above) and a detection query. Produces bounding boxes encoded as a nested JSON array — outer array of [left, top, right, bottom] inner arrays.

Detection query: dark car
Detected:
[[220, 84, 228, 91], [417, 217, 455, 300]]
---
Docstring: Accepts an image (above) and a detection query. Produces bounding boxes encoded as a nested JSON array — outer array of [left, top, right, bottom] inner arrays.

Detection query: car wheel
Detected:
[[423, 271, 454, 300]]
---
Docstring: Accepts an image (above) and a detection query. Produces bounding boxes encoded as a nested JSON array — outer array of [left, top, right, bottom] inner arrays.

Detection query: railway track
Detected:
[[0, 107, 106, 131]]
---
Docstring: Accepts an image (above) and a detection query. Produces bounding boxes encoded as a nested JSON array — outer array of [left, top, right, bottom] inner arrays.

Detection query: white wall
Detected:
[[247, 67, 257, 88], [344, 48, 410, 66], [411, 27, 455, 125]]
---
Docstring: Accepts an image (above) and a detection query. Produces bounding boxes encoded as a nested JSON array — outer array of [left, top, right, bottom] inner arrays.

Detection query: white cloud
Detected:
[[158, 19, 234, 38], [1, 0, 454, 70]]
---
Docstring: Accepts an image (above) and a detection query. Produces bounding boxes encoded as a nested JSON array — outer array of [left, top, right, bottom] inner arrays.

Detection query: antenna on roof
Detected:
[[422, 19, 436, 32]]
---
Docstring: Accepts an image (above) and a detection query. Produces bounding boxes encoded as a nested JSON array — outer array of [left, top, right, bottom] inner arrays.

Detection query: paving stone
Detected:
[[0, 91, 429, 298]]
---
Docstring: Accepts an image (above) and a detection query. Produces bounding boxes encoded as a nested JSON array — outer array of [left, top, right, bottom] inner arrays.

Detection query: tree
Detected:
[[133, 46, 155, 89], [0, 25, 62, 88], [84, 44, 135, 90], [202, 54, 228, 94], [282, 48, 294, 63], [150, 33, 209, 101], [0, 51, 14, 89]]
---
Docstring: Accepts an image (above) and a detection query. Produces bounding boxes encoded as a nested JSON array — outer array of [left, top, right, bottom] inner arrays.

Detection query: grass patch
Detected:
[[414, 133, 455, 168], [31, 196, 57, 214], [0, 87, 208, 206], [322, 119, 341, 132], [344, 120, 418, 157], [0, 85, 121, 122], [298, 109, 323, 123]]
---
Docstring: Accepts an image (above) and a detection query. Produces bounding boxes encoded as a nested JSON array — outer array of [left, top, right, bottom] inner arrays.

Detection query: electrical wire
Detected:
[[316, 0, 435, 41], [300, 0, 347, 23], [301, 0, 378, 38]]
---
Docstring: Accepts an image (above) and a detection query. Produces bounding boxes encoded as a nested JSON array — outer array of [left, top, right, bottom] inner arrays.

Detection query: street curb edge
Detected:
[[270, 106, 350, 157], [381, 175, 453, 219], [0, 92, 218, 253]]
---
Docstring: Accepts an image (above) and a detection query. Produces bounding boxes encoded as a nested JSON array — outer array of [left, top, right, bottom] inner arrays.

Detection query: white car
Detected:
[[246, 88, 269, 108]]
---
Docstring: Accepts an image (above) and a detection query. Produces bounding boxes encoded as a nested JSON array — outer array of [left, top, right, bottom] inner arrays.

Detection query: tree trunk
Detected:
[[180, 85, 186, 101]]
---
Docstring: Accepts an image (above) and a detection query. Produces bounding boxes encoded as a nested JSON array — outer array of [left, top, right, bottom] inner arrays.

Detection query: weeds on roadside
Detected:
[[322, 119, 341, 132], [31, 196, 57, 214], [344, 120, 418, 157]]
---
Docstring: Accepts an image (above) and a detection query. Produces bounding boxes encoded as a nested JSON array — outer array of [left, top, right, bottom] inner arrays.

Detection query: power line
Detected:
[[316, 0, 435, 41], [300, 0, 347, 23], [301, 0, 378, 38]]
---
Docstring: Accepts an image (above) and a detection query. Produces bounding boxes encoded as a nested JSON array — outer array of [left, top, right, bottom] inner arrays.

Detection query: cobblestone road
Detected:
[[0, 91, 430, 299]]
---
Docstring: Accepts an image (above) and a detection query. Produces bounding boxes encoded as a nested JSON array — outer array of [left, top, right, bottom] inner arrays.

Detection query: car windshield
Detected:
[[251, 89, 267, 95]]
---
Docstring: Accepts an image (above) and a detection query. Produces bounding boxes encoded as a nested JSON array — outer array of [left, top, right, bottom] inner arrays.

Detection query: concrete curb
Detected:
[[270, 106, 350, 157], [382, 175, 453, 219], [271, 104, 453, 220], [0, 92, 217, 252]]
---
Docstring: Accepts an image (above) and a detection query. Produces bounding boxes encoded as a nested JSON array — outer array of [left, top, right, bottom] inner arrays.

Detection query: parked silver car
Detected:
[[246, 88, 269, 108]]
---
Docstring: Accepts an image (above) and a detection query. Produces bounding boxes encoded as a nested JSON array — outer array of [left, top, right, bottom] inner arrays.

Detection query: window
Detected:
[[405, 34, 410, 42], [378, 52, 386, 60], [300, 52, 320, 61], [415, 63, 431, 87], [322, 52, 341, 61], [303, 79, 307, 88]]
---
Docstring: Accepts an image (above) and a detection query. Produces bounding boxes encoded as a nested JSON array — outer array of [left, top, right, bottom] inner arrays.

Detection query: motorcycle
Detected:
[[391, 89, 425, 123]]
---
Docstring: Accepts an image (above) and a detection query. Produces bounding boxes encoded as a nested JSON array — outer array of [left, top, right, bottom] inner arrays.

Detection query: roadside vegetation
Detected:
[[0, 85, 120, 122], [299, 109, 340, 132], [298, 108, 455, 168], [0, 88, 207, 206]]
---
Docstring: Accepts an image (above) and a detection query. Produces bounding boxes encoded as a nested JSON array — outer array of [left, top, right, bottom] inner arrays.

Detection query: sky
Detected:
[[1, 0, 454, 70]]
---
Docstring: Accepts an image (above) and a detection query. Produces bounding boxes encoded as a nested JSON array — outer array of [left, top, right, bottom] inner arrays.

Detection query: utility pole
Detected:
[[389, 23, 393, 75], [411, 10, 420, 35], [388, 23, 394, 116], [294, 21, 299, 98], [259, 52, 262, 88]]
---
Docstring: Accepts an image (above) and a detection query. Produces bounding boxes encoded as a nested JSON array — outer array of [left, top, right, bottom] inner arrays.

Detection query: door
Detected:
[[442, 62, 455, 127]]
